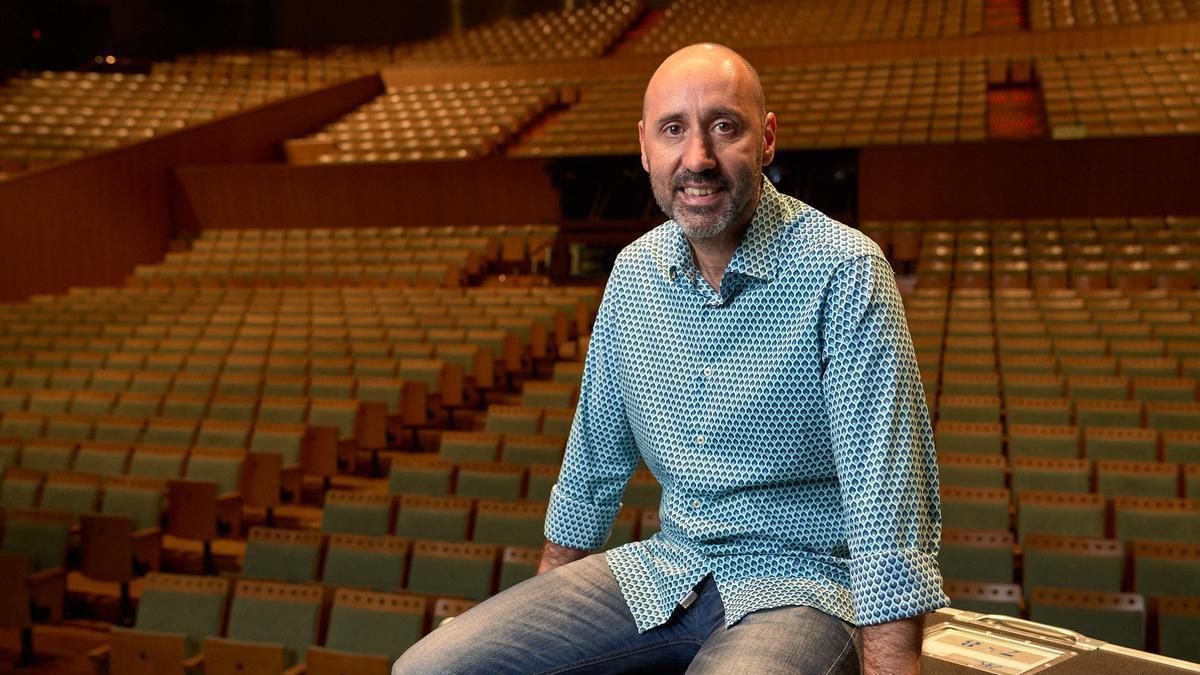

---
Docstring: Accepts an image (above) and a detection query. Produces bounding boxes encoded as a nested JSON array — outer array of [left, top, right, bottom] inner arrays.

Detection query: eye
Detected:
[[662, 123, 684, 137], [713, 120, 736, 134]]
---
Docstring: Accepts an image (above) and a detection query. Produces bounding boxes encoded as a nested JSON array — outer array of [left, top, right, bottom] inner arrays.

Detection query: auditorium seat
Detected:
[[1011, 457, 1090, 494], [18, 439, 75, 472], [936, 453, 1006, 488], [525, 464, 557, 501], [37, 471, 101, 520], [1016, 491, 1105, 542], [1111, 496, 1200, 543], [241, 526, 323, 583], [307, 589, 426, 671], [0, 509, 71, 624], [499, 545, 541, 591], [1030, 588, 1146, 650], [934, 421, 1004, 454], [0, 469, 42, 509], [394, 494, 472, 542], [321, 533, 410, 593], [388, 454, 454, 496], [501, 433, 565, 466], [1022, 533, 1124, 600], [89, 573, 229, 673], [942, 581, 1023, 616], [937, 529, 1014, 584], [1096, 460, 1180, 498], [1156, 596, 1200, 662], [472, 500, 547, 548], [1007, 425, 1080, 458], [439, 431, 502, 463], [1131, 540, 1200, 599], [100, 476, 165, 536], [454, 461, 525, 501], [202, 579, 323, 671], [128, 444, 188, 478], [1083, 426, 1158, 462], [321, 489, 393, 536], [405, 540, 496, 601], [72, 441, 130, 475]]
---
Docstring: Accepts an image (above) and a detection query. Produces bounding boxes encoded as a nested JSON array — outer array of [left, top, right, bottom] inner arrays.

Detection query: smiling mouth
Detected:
[[680, 185, 722, 196]]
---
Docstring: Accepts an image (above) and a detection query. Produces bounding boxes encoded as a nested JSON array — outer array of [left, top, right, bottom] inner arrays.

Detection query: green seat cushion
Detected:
[[324, 605, 421, 663], [102, 486, 163, 531], [0, 519, 69, 571], [242, 541, 320, 583], [225, 597, 320, 664], [322, 547, 406, 592], [134, 589, 227, 655]]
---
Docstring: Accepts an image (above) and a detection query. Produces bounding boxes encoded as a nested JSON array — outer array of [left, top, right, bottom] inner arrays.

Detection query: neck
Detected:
[[686, 179, 762, 291], [687, 217, 748, 291]]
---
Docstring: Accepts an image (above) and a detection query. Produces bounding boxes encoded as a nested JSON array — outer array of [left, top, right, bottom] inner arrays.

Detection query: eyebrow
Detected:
[[651, 107, 748, 129]]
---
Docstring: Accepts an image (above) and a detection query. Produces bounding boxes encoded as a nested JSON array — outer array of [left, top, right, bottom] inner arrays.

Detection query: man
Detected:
[[393, 43, 945, 674]]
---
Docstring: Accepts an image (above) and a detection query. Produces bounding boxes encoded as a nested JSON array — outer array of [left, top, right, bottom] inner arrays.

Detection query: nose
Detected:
[[681, 131, 716, 174]]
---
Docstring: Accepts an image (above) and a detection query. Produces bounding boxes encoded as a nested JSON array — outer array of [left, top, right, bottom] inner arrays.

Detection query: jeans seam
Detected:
[[820, 628, 858, 675], [538, 637, 705, 675]]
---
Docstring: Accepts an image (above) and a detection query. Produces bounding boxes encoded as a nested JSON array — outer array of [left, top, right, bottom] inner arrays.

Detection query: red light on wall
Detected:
[[32, 30, 43, 40]]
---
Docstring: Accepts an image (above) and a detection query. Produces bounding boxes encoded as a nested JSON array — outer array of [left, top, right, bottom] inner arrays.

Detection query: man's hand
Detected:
[[537, 540, 590, 575], [862, 615, 923, 675]]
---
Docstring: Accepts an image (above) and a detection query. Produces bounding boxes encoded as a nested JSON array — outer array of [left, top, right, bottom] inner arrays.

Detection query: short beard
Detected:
[[650, 167, 754, 241]]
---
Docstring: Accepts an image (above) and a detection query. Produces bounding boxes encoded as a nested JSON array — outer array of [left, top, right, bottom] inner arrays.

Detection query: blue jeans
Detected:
[[392, 552, 862, 674]]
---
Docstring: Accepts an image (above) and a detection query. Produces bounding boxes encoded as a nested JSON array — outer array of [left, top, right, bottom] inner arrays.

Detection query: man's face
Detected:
[[638, 57, 776, 240]]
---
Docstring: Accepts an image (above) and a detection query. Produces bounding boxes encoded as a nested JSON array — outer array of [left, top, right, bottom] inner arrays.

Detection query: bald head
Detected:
[[636, 43, 777, 245], [643, 43, 765, 122]]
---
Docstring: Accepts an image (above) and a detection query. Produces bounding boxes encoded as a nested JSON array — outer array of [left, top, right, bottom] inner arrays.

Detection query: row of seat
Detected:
[[153, 47, 391, 82], [940, 550, 1195, 653], [287, 81, 560, 164], [863, 215, 1200, 269], [942, 485, 1199, 542], [1038, 45, 1200, 139], [0, 71, 313, 168], [404, 0, 642, 65], [1029, 0, 1200, 30], [620, 0, 986, 55], [937, 449, 1199, 495], [514, 56, 992, 157]]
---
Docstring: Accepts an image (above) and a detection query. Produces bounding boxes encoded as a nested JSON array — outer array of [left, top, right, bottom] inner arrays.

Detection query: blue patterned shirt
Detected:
[[545, 178, 947, 632]]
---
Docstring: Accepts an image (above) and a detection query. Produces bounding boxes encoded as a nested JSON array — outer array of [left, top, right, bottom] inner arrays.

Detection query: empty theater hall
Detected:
[[0, 1, 1199, 673]]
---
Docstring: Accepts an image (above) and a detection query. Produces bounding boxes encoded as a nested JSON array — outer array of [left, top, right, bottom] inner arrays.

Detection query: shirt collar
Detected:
[[658, 176, 792, 284]]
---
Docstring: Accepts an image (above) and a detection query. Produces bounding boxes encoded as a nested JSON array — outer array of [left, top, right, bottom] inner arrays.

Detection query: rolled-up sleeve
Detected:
[[545, 269, 640, 551], [820, 253, 948, 625]]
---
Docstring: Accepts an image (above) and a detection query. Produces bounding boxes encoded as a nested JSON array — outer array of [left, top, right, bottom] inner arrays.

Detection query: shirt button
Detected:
[[702, 366, 713, 378], [695, 435, 705, 445], [692, 499, 701, 509]]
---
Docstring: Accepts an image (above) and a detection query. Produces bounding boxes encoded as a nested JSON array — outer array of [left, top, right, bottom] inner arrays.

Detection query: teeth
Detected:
[[683, 187, 716, 196]]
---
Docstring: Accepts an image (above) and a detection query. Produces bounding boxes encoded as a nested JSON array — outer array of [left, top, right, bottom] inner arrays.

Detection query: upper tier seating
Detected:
[[513, 56, 989, 157], [623, 0, 985, 55], [1029, 0, 1200, 30], [404, 0, 643, 65], [287, 81, 560, 164], [1039, 45, 1200, 140]]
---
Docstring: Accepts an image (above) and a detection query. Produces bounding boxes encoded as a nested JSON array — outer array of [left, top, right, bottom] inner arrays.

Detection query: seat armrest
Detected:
[[131, 527, 163, 572], [27, 566, 66, 623], [181, 652, 204, 675], [216, 492, 244, 537], [87, 644, 111, 673]]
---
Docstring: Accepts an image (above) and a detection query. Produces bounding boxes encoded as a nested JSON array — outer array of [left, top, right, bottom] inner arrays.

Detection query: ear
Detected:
[[637, 119, 650, 172], [761, 112, 778, 166]]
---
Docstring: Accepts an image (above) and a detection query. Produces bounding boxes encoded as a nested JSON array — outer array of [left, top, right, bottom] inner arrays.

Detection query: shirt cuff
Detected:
[[544, 483, 621, 551], [848, 548, 949, 625]]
